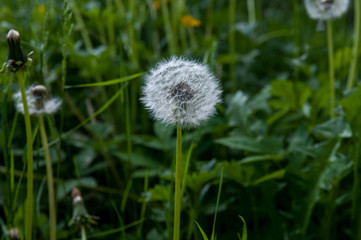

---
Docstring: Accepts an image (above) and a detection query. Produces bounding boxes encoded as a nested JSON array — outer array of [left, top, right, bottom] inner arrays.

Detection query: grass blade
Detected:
[[64, 73, 142, 89]]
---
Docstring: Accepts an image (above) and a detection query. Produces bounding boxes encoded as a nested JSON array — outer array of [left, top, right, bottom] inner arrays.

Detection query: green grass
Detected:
[[0, 1, 360, 240]]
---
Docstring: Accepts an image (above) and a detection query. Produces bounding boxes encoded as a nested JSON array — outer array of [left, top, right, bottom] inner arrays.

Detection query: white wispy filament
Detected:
[[14, 85, 62, 116], [141, 57, 222, 128], [305, 0, 349, 20]]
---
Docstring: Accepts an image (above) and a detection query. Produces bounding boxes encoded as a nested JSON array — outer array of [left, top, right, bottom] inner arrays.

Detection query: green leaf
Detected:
[[269, 80, 311, 111], [220, 161, 254, 186], [311, 117, 352, 139], [195, 221, 209, 240], [186, 170, 217, 193], [238, 216, 248, 240], [111, 151, 162, 169], [144, 185, 171, 202], [240, 154, 284, 164], [340, 86, 361, 133], [216, 136, 283, 155], [252, 168, 286, 185], [57, 177, 97, 200]]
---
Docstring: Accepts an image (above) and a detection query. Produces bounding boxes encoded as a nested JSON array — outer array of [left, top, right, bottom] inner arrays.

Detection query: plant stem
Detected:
[[346, 0, 361, 91], [173, 125, 182, 240], [161, 0, 177, 54], [38, 115, 56, 240], [81, 226, 87, 240], [229, 0, 236, 92], [17, 72, 34, 240], [247, 0, 256, 24], [327, 20, 335, 119]]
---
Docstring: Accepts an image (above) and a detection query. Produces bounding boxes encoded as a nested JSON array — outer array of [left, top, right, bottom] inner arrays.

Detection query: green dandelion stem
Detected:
[[17, 71, 34, 240], [247, 0, 256, 24], [327, 20, 335, 119], [173, 125, 182, 240], [81, 225, 87, 240], [39, 115, 56, 240], [346, 0, 361, 91]]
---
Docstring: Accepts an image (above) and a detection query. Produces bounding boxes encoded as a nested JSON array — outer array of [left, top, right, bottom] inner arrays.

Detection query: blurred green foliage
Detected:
[[0, 0, 361, 239]]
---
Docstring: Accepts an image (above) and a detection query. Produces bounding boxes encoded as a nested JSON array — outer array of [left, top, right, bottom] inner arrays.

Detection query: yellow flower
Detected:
[[180, 15, 201, 27], [153, 0, 170, 10], [36, 5, 46, 15]]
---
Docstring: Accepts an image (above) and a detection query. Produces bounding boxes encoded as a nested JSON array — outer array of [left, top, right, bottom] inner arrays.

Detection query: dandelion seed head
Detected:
[[14, 85, 62, 116], [141, 57, 222, 128], [8, 228, 21, 240], [305, 0, 349, 20]]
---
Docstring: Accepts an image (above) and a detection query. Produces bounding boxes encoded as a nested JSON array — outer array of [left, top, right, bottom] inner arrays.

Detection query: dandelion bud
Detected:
[[6, 29, 28, 72], [305, 0, 349, 20], [141, 57, 222, 128], [8, 228, 21, 240], [69, 187, 98, 229]]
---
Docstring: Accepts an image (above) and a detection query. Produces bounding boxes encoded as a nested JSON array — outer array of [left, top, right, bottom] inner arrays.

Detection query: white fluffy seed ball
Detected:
[[141, 57, 222, 128], [305, 0, 349, 20], [13, 85, 62, 116]]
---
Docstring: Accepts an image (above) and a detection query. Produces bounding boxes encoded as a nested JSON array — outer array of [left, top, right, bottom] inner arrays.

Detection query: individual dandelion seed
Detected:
[[68, 187, 98, 230], [13, 84, 62, 116], [305, 0, 349, 20], [141, 57, 222, 128]]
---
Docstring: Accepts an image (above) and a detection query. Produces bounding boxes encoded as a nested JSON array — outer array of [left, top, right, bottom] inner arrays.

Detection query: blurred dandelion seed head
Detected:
[[13, 85, 62, 116], [141, 57, 222, 128], [305, 0, 349, 20], [8, 228, 21, 240]]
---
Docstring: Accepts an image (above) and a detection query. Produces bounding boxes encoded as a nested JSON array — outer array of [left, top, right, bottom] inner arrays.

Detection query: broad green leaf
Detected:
[[144, 185, 171, 202], [311, 117, 352, 139], [269, 80, 311, 111], [220, 161, 254, 186], [111, 151, 162, 169], [186, 171, 217, 193], [216, 136, 283, 155], [132, 134, 174, 151], [340, 86, 361, 133]]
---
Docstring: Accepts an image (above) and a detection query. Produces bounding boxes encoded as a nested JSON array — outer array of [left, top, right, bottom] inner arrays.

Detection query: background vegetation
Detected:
[[0, 0, 360, 239]]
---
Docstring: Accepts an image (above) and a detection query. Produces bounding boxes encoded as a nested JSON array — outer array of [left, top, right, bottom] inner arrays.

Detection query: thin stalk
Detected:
[[206, 0, 214, 38], [38, 115, 56, 240], [81, 226, 87, 240], [247, 0, 256, 24], [17, 72, 33, 240], [125, 86, 132, 159], [161, 0, 177, 54], [69, 0, 93, 50], [137, 170, 149, 237], [229, 0, 236, 92], [327, 20, 335, 119], [346, 0, 361, 91], [173, 125, 182, 240]]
